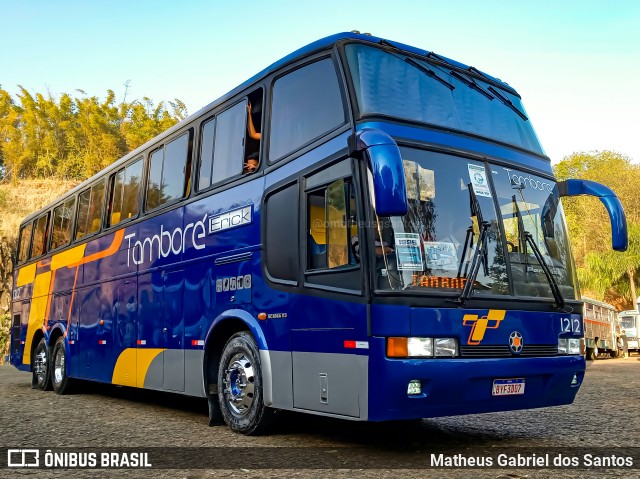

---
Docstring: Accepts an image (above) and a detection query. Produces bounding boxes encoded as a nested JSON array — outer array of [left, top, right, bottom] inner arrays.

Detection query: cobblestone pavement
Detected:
[[1, 357, 639, 478]]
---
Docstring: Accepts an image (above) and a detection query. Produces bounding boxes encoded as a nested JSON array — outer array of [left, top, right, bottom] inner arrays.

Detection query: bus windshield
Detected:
[[372, 147, 577, 300], [345, 43, 545, 156], [620, 316, 636, 331]]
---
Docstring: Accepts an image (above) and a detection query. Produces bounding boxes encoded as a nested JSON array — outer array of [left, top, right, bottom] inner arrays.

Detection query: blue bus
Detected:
[[10, 32, 627, 435]]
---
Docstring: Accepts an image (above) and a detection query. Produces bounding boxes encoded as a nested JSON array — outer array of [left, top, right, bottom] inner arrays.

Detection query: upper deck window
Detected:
[[50, 197, 76, 250], [30, 213, 50, 259], [17, 223, 33, 264], [75, 180, 105, 240], [109, 158, 143, 226], [146, 132, 190, 211], [269, 58, 346, 162], [345, 44, 544, 156]]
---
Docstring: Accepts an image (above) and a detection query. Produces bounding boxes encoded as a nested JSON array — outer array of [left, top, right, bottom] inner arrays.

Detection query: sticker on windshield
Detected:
[[423, 241, 458, 271], [395, 233, 423, 271], [468, 164, 492, 198]]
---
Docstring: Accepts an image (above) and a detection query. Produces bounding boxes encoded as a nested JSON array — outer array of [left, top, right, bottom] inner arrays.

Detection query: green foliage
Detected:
[[0, 86, 187, 181], [0, 312, 10, 364], [555, 151, 640, 307]]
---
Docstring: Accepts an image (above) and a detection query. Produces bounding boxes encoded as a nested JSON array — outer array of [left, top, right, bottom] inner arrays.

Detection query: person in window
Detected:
[[244, 102, 261, 173]]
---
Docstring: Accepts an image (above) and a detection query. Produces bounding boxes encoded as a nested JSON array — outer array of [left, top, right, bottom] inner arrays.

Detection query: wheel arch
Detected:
[[202, 310, 267, 397]]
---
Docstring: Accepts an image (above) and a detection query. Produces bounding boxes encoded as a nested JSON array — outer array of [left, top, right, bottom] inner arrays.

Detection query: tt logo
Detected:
[[463, 310, 506, 345]]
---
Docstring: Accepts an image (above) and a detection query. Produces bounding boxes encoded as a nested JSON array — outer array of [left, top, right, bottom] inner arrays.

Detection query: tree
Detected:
[[0, 86, 187, 181], [555, 151, 640, 307]]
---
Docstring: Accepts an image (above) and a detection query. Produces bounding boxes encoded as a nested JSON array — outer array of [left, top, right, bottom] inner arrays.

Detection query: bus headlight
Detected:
[[568, 338, 581, 355], [434, 338, 458, 357], [558, 338, 568, 354], [387, 337, 458, 358], [408, 337, 433, 357], [558, 338, 581, 355]]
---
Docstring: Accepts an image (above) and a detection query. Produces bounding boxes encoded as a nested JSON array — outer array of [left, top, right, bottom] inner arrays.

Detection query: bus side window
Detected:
[[307, 178, 354, 270], [264, 182, 299, 284], [145, 132, 190, 211], [243, 89, 263, 174], [30, 212, 50, 259], [75, 180, 105, 240], [18, 222, 33, 263], [303, 167, 363, 293], [269, 58, 346, 162], [50, 197, 76, 251], [211, 102, 246, 185], [109, 158, 142, 227]]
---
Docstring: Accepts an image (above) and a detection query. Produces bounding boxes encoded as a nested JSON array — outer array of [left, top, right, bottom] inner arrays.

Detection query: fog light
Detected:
[[408, 338, 433, 357], [558, 338, 568, 354], [407, 380, 422, 395], [571, 374, 578, 386], [434, 338, 458, 357], [568, 339, 581, 355]]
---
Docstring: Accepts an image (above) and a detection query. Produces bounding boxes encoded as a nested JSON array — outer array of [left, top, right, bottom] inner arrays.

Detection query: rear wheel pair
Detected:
[[31, 337, 72, 394], [216, 332, 273, 435]]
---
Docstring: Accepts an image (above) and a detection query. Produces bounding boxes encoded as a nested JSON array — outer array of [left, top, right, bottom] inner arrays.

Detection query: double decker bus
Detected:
[[10, 32, 627, 435]]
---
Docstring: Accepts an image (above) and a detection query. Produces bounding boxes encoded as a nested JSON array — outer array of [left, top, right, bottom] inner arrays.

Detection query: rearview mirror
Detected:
[[558, 179, 628, 251], [350, 129, 408, 217]]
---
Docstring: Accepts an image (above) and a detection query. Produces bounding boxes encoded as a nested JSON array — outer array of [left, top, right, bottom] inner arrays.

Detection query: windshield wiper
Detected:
[[511, 196, 567, 311], [404, 57, 455, 90], [487, 86, 528, 121], [449, 70, 495, 100], [451, 183, 490, 305], [452, 220, 490, 305]]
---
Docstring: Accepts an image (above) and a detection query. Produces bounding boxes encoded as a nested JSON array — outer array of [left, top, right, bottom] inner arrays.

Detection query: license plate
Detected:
[[492, 378, 525, 396]]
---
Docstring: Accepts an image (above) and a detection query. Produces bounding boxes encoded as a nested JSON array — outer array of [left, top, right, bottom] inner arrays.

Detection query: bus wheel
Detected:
[[31, 338, 51, 390], [51, 337, 73, 394], [217, 332, 273, 435]]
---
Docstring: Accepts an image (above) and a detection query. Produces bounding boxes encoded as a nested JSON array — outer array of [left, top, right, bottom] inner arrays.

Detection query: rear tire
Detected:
[[51, 337, 73, 394], [31, 338, 51, 390], [217, 331, 273, 435]]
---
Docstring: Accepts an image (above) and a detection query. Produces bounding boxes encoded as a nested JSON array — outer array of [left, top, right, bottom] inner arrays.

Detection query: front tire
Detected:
[[217, 332, 273, 435], [51, 337, 73, 394], [31, 338, 51, 390]]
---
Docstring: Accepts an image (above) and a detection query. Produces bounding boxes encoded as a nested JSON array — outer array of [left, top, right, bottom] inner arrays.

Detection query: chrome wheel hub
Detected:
[[54, 349, 65, 384], [35, 349, 47, 384], [222, 353, 255, 416]]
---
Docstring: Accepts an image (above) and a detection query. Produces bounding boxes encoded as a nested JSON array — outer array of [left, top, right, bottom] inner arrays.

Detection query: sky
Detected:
[[2, 0, 639, 164]]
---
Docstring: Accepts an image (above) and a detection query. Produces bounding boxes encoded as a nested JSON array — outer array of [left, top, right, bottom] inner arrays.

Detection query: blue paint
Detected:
[[9, 32, 622, 425]]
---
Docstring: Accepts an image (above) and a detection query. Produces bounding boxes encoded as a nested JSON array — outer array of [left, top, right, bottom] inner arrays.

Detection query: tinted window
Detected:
[[146, 133, 190, 211], [308, 179, 356, 270], [31, 213, 50, 258], [50, 197, 76, 250], [345, 44, 544, 155], [212, 102, 246, 184], [270, 58, 346, 161], [198, 118, 215, 190], [76, 181, 105, 240], [265, 183, 299, 283], [110, 158, 142, 226], [146, 149, 164, 211], [18, 223, 33, 263]]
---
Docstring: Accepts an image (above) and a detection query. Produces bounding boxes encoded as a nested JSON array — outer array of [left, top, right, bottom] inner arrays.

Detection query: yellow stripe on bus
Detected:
[[112, 348, 165, 388], [50, 244, 86, 271], [16, 263, 37, 287], [22, 271, 53, 364]]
